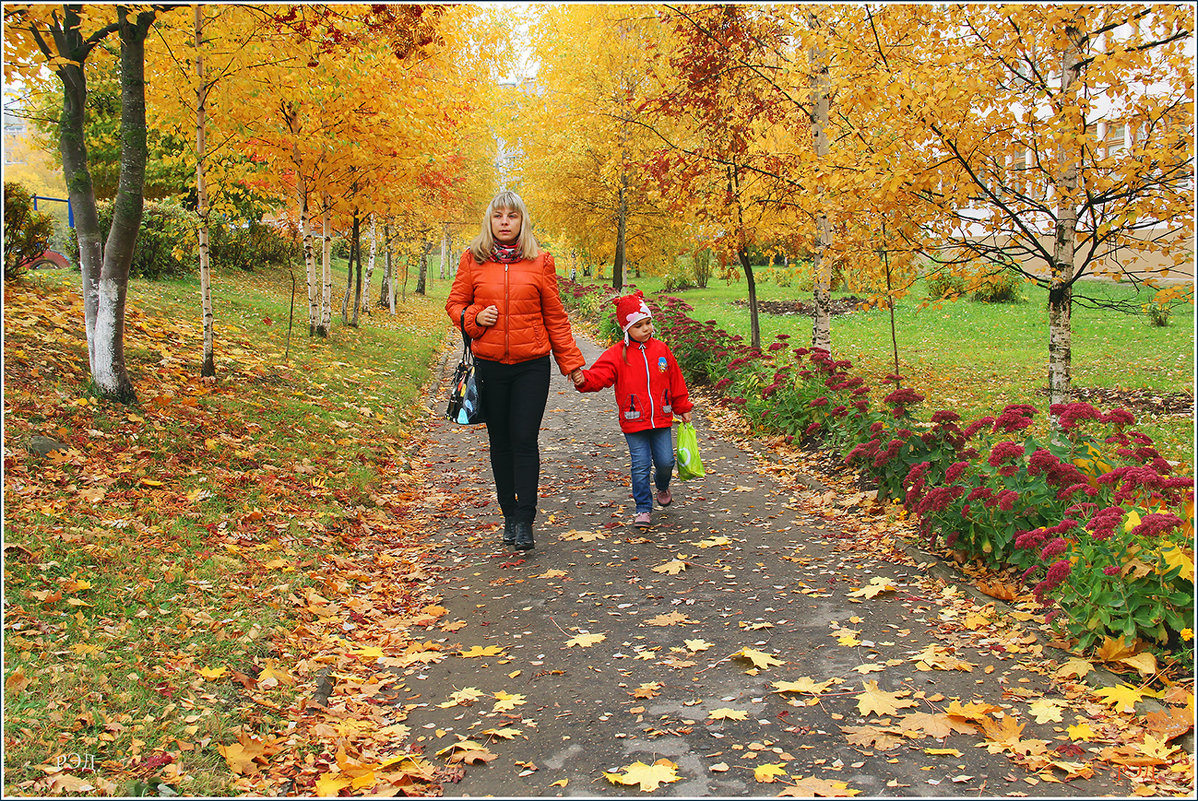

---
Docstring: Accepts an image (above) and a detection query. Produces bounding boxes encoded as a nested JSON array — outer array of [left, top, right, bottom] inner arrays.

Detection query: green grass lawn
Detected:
[[582, 270, 1194, 472]]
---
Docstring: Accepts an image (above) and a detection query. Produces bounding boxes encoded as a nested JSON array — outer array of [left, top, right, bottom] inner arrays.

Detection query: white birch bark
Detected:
[[809, 11, 833, 353], [362, 213, 376, 315], [439, 222, 449, 280], [195, 5, 215, 377], [319, 196, 332, 337]]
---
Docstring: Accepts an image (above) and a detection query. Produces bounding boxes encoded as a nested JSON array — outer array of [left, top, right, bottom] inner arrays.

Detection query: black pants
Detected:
[[474, 355, 550, 525]]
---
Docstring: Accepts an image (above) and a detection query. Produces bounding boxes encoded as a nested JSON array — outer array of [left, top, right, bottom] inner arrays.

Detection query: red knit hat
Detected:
[[613, 291, 652, 344]]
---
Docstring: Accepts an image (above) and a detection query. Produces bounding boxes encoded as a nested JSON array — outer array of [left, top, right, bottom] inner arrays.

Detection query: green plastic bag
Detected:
[[675, 422, 705, 480]]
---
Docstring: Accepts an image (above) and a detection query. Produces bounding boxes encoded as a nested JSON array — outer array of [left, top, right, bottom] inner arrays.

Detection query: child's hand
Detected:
[[679, 411, 692, 424], [570, 368, 585, 387]]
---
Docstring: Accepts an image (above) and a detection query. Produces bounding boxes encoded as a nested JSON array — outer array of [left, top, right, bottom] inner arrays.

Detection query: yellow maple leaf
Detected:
[[352, 645, 385, 661], [1158, 542, 1194, 581], [439, 687, 485, 708], [217, 741, 263, 775], [603, 759, 681, 792], [566, 632, 606, 648], [772, 677, 840, 695], [536, 568, 568, 578], [925, 747, 963, 757], [1054, 657, 1094, 680], [780, 776, 861, 797], [492, 691, 526, 712], [481, 726, 522, 740], [652, 559, 688, 575], [313, 774, 351, 796], [561, 529, 606, 542], [709, 707, 749, 720], [459, 645, 505, 658], [736, 647, 783, 670], [198, 666, 227, 680], [855, 681, 917, 717], [645, 611, 691, 626], [836, 630, 862, 646], [1028, 699, 1065, 724], [848, 576, 897, 598], [1124, 508, 1142, 533], [1095, 683, 1147, 713], [684, 638, 713, 652], [754, 762, 789, 783], [1067, 721, 1095, 741], [696, 536, 732, 548], [632, 682, 662, 699]]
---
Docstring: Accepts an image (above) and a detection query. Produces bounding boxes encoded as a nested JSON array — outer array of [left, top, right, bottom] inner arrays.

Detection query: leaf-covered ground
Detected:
[[3, 269, 1193, 797]]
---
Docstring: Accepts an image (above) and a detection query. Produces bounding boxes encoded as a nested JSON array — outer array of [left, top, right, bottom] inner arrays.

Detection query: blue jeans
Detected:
[[624, 426, 675, 514]]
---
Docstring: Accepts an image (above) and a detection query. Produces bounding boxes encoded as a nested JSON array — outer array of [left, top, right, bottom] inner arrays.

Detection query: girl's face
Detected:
[[491, 207, 522, 244], [627, 318, 654, 343]]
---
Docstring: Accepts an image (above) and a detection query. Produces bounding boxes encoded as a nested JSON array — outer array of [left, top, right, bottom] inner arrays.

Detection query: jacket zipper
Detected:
[[503, 262, 510, 360], [638, 343, 656, 421]]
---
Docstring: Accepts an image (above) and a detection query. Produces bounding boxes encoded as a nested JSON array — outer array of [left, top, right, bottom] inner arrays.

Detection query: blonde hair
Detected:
[[469, 190, 541, 263]]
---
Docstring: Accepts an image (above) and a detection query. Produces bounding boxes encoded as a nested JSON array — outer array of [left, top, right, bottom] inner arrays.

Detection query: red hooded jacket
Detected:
[[575, 337, 693, 433]]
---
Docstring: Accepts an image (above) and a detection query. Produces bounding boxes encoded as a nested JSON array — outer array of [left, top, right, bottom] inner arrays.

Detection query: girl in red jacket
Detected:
[[574, 292, 694, 528]]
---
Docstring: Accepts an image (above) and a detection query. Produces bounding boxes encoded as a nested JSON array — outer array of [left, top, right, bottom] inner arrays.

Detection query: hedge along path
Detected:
[[261, 331, 1190, 797]]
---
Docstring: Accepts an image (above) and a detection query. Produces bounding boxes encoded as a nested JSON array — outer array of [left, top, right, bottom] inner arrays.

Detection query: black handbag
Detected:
[[446, 311, 485, 425]]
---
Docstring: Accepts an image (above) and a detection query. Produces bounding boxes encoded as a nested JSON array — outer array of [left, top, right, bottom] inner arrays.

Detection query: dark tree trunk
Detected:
[[737, 247, 761, 350]]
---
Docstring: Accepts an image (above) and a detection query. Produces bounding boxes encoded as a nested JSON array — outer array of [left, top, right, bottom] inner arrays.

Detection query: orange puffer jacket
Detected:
[[446, 249, 585, 375]]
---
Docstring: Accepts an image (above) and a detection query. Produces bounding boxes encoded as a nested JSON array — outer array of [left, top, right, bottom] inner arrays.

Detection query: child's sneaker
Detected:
[[656, 489, 672, 507], [634, 512, 651, 528]]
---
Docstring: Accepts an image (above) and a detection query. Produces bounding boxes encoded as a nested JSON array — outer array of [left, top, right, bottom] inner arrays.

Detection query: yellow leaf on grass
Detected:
[[566, 633, 606, 648], [140, 478, 165, 487], [199, 666, 227, 680], [460, 645, 505, 658], [652, 559, 688, 575], [754, 762, 789, 783], [709, 708, 749, 720], [604, 759, 681, 792], [217, 742, 261, 775], [736, 647, 783, 670]]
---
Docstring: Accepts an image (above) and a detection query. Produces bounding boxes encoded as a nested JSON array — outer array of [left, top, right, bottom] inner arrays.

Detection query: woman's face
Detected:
[[491, 207, 522, 245]]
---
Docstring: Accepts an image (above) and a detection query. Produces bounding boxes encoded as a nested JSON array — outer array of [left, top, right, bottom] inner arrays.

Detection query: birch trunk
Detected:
[[1048, 22, 1086, 426], [362, 213, 376, 315], [350, 211, 362, 327], [194, 6, 215, 378], [439, 222, 449, 280], [809, 11, 833, 353], [298, 178, 317, 335], [318, 197, 332, 337]]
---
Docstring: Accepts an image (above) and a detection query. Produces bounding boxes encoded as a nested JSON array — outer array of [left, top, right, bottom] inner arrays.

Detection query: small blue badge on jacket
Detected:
[[658, 356, 668, 372]]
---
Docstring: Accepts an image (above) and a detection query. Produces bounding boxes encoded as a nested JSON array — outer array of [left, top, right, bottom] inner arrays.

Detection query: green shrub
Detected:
[[209, 220, 298, 272], [971, 269, 1023, 304], [4, 182, 54, 280], [1144, 302, 1171, 327], [662, 270, 694, 293], [925, 269, 968, 299], [70, 198, 197, 280]]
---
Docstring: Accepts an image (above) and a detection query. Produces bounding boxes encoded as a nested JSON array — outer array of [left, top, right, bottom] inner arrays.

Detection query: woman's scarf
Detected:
[[491, 241, 522, 264]]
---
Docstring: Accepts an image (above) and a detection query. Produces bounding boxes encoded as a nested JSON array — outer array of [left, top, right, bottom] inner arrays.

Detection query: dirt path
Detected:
[[393, 332, 1148, 797]]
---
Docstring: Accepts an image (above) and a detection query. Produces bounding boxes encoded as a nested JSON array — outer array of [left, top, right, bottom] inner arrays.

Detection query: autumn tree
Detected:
[[867, 4, 1194, 416], [5, 3, 163, 403]]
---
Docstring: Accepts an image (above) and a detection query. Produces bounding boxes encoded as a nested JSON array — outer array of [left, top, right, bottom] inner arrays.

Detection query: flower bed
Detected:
[[563, 284, 1194, 664]]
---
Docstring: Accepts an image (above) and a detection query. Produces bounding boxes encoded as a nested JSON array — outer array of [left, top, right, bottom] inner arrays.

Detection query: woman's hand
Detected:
[[476, 305, 499, 326]]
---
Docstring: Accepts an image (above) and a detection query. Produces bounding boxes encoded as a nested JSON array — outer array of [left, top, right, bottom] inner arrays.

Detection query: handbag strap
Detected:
[[459, 310, 473, 358]]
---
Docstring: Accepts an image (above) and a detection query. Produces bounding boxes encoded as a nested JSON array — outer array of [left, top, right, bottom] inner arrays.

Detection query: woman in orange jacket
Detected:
[[446, 190, 585, 552]]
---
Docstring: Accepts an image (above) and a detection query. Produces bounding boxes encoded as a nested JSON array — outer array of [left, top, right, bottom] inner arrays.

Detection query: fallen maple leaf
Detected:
[[492, 691, 526, 712], [536, 569, 567, 579], [561, 529, 606, 542], [198, 666, 227, 680], [566, 632, 606, 648], [439, 687, 485, 707], [772, 677, 840, 695], [855, 681, 917, 717], [684, 638, 713, 652], [779, 775, 861, 796], [1094, 683, 1148, 713], [1055, 657, 1095, 680], [848, 576, 897, 598], [754, 762, 789, 783], [912, 644, 974, 672], [481, 726, 522, 740], [736, 647, 783, 670], [652, 559, 688, 575], [459, 645, 505, 658], [603, 759, 681, 792], [708, 707, 748, 721], [1028, 699, 1065, 724], [645, 611, 693, 626], [313, 774, 351, 796], [632, 682, 662, 699], [696, 536, 731, 548], [843, 725, 904, 750]]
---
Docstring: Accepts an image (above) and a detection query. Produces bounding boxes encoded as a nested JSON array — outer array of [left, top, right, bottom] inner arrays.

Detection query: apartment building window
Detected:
[[1104, 122, 1126, 157]]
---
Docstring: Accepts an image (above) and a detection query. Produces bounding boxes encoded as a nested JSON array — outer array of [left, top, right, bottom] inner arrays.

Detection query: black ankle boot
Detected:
[[502, 520, 515, 547], [513, 521, 534, 551]]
